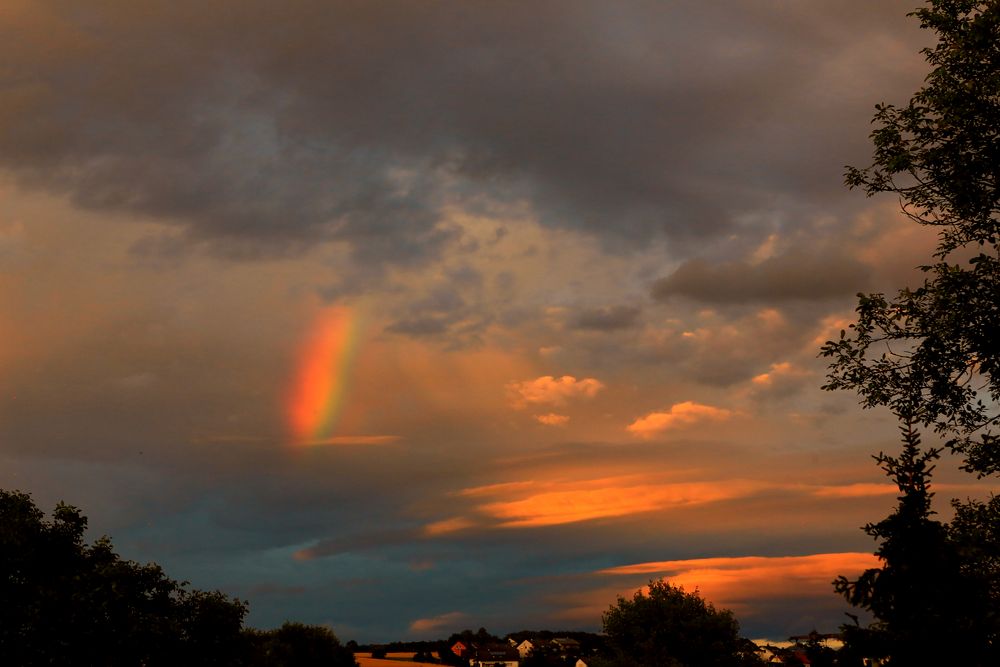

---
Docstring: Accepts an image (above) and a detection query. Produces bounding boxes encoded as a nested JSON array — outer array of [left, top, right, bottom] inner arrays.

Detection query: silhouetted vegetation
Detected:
[[245, 622, 357, 666], [826, 0, 1000, 477], [597, 579, 764, 667], [0, 489, 357, 666], [823, 1, 1000, 664], [834, 420, 994, 665]]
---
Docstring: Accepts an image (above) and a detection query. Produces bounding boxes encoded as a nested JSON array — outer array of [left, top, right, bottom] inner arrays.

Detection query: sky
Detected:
[[1, 0, 994, 643]]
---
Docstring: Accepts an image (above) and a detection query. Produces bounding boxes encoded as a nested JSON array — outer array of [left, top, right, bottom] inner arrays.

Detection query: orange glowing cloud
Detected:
[[812, 483, 898, 498], [599, 552, 878, 604], [478, 477, 765, 527], [627, 401, 732, 438], [409, 611, 466, 633], [423, 517, 476, 536], [555, 552, 878, 623], [535, 413, 570, 426], [507, 375, 604, 408], [750, 361, 808, 386], [456, 481, 538, 498]]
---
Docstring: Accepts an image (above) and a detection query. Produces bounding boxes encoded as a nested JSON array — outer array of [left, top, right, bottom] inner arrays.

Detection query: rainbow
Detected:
[[287, 305, 363, 446]]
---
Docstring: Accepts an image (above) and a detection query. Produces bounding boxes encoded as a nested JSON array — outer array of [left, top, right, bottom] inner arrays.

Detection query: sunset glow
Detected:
[[627, 401, 733, 438], [0, 0, 960, 644], [553, 552, 881, 624], [478, 478, 767, 527]]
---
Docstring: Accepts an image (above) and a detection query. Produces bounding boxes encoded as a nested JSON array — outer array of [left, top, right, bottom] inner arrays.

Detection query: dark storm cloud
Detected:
[[651, 251, 872, 303], [383, 271, 498, 342], [570, 305, 642, 331], [385, 316, 452, 337], [0, 1, 927, 264]]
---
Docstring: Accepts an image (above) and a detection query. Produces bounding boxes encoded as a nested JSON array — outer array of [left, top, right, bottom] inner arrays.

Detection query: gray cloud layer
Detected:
[[0, 1, 926, 265], [0, 0, 939, 643], [651, 251, 872, 303]]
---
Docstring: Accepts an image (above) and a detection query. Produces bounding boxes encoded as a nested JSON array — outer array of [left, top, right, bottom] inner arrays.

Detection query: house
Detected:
[[452, 640, 470, 658], [757, 645, 785, 664], [515, 639, 538, 659], [471, 644, 520, 667], [551, 637, 581, 658]]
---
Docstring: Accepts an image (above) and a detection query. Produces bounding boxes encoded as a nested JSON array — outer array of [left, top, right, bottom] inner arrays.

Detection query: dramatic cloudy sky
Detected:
[[1, 0, 991, 643]]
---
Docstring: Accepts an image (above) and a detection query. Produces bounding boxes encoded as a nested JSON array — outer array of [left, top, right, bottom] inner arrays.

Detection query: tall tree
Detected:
[[822, 1, 1000, 664], [832, 420, 993, 664], [822, 0, 1000, 476]]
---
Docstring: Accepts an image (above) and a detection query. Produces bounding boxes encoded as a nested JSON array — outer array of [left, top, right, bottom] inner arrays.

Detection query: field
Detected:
[[355, 652, 442, 667]]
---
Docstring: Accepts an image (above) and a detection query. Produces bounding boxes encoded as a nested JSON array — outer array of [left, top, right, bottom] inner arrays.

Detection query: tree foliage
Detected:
[[822, 2, 1000, 664], [0, 488, 249, 665], [245, 622, 358, 667], [599, 579, 763, 667], [0, 488, 358, 666], [822, 0, 1000, 476]]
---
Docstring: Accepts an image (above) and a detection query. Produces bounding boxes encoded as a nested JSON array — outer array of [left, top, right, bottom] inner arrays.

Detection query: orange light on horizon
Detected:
[[479, 479, 765, 527], [551, 552, 880, 624]]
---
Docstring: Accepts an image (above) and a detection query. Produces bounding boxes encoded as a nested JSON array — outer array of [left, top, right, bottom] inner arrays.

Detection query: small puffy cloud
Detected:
[[507, 375, 604, 408], [423, 517, 476, 536], [409, 611, 467, 634], [627, 401, 732, 438], [748, 361, 813, 398], [535, 413, 570, 426], [751, 361, 799, 386]]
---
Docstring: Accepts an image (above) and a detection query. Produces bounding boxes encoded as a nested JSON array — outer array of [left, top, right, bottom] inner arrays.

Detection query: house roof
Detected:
[[552, 638, 581, 647], [473, 644, 520, 661]]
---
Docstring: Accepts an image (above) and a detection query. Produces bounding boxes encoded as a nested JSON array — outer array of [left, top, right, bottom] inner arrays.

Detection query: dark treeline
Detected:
[[0, 489, 357, 667]]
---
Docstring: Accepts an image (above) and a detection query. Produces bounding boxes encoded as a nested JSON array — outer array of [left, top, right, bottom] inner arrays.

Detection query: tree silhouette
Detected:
[[599, 579, 763, 667], [833, 419, 996, 664], [246, 622, 358, 667], [823, 4, 1000, 663], [823, 0, 1000, 476], [0, 488, 249, 665], [0, 488, 359, 666]]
